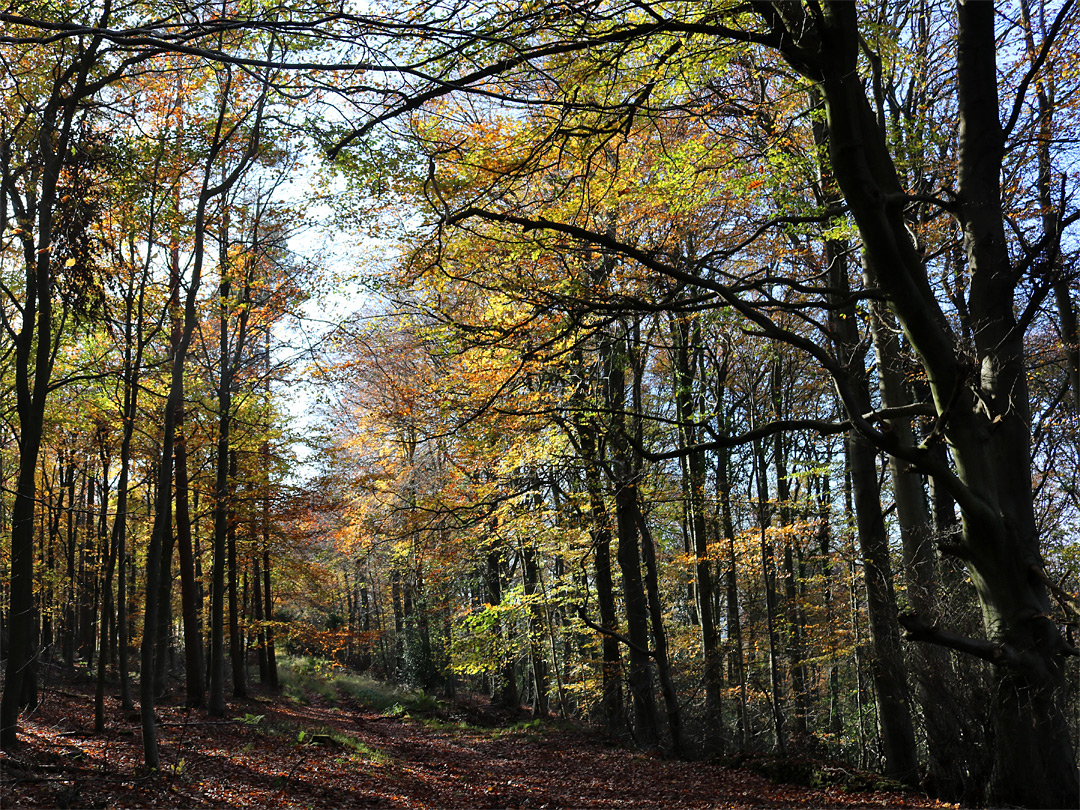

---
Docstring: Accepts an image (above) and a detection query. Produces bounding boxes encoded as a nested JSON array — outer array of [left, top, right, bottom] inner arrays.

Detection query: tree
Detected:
[[0, 11, 143, 747], [325, 1, 1080, 804]]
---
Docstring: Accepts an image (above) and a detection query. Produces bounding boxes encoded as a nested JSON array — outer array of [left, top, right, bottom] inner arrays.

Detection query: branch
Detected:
[[577, 613, 653, 658], [1004, 0, 1078, 139], [1032, 565, 1080, 620], [899, 612, 1016, 665]]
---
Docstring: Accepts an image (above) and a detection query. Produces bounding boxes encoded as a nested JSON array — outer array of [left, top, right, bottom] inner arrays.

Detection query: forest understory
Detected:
[[0, 662, 961, 810]]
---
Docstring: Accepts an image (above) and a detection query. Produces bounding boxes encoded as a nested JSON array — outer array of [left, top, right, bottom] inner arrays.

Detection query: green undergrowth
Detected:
[[489, 717, 558, 737], [276, 655, 573, 743], [258, 714, 393, 765], [277, 655, 436, 716]]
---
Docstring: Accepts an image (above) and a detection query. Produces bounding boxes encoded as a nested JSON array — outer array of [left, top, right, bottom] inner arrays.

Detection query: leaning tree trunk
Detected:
[[807, 89, 919, 785]]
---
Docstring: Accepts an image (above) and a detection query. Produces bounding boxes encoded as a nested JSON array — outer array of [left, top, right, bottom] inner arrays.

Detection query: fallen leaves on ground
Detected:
[[1, 674, 960, 809]]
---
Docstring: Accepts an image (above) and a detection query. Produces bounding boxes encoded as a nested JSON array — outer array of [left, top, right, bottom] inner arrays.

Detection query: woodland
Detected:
[[0, 1, 1078, 808]]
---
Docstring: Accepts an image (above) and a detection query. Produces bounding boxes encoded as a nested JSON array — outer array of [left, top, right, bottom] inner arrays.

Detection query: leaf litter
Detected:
[[1, 675, 961, 809]]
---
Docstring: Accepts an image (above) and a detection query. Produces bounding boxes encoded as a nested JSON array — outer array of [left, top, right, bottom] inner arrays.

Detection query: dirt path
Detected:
[[1, 681, 957, 809]]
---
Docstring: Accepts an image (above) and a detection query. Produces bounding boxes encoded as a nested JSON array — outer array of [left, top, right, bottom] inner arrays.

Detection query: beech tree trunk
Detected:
[[522, 541, 549, 718], [609, 330, 661, 749], [582, 428, 625, 736], [671, 313, 723, 742], [175, 416, 204, 707], [228, 451, 246, 698], [805, 83, 919, 784], [805, 4, 1080, 803], [636, 503, 684, 755], [263, 549, 278, 689]]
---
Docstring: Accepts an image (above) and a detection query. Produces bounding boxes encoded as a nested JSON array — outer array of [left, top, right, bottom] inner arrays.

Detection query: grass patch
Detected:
[[319, 729, 391, 764], [261, 712, 392, 765], [416, 716, 475, 732], [278, 655, 436, 714]]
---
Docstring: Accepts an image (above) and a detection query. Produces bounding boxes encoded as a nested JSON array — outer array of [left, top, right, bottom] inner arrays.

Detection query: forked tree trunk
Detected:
[[806, 4, 1080, 804]]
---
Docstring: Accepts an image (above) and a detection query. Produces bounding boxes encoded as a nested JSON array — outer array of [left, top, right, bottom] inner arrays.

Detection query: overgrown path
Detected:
[[2, 672, 959, 809]]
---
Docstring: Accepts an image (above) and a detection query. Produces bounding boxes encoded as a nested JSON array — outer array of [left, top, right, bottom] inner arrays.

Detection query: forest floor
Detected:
[[1, 663, 962, 809]]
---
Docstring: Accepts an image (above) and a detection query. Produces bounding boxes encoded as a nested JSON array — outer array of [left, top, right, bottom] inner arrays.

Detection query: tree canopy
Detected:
[[1, 2, 1078, 807]]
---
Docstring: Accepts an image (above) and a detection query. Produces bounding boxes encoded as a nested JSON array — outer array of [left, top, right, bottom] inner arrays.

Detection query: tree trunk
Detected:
[[153, 511, 175, 697], [175, 414, 204, 707], [263, 548, 278, 689], [805, 80, 918, 783], [770, 363, 809, 740], [717, 439, 748, 751], [1, 426, 45, 747], [575, 417, 626, 735], [609, 334, 660, 748], [227, 451, 246, 698], [208, 430, 230, 716], [253, 552, 269, 682], [806, 4, 1080, 803], [671, 314, 723, 742], [522, 541, 549, 718], [635, 503, 684, 755], [753, 436, 787, 757], [94, 455, 115, 734], [0, 120, 69, 749], [867, 287, 970, 797], [484, 538, 518, 710]]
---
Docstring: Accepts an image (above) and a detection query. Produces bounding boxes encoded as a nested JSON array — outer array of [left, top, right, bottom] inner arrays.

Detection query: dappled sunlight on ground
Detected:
[[2, 673, 960, 809]]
